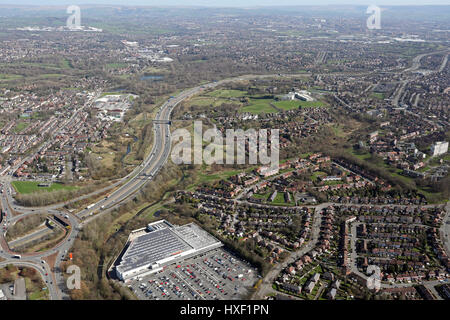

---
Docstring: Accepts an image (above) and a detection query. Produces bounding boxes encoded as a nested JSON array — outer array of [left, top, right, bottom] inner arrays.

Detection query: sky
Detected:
[[0, 0, 448, 6]]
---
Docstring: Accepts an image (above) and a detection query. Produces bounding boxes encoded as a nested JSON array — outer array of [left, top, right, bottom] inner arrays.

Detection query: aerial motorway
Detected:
[[0, 73, 301, 300], [0, 66, 449, 300], [1, 73, 305, 222]]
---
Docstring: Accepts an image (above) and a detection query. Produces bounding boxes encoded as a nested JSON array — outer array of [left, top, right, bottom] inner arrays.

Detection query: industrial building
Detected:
[[278, 90, 314, 102], [114, 220, 223, 281], [94, 94, 137, 122], [295, 90, 314, 102]]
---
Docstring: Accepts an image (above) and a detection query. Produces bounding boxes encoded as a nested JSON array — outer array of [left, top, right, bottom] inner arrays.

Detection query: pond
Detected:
[[140, 75, 164, 81]]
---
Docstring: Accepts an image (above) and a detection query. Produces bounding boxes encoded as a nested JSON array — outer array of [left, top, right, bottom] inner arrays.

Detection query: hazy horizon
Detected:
[[0, 0, 449, 7]]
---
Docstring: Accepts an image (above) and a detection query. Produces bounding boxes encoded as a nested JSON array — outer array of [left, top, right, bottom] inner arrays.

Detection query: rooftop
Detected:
[[116, 220, 222, 276]]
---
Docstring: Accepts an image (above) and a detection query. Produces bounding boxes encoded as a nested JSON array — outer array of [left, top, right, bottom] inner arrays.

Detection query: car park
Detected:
[[125, 248, 257, 301]]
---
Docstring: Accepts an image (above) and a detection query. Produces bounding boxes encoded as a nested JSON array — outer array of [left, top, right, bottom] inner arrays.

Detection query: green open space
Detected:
[[273, 100, 326, 111], [100, 92, 124, 97], [272, 192, 288, 204], [241, 98, 277, 114], [189, 96, 229, 107], [190, 88, 326, 115], [0, 74, 23, 81], [37, 74, 64, 79], [205, 89, 247, 98], [252, 193, 270, 201], [59, 58, 73, 69], [13, 122, 30, 133], [106, 63, 128, 69], [11, 181, 78, 194], [311, 171, 327, 181]]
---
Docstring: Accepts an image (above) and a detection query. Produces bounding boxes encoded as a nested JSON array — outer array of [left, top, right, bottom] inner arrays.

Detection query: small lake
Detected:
[[140, 75, 164, 81]]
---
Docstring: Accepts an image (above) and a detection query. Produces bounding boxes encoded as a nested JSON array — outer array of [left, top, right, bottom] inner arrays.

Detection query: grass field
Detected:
[[106, 63, 128, 69], [272, 192, 287, 204], [311, 171, 327, 181], [273, 100, 325, 111], [59, 58, 73, 69], [241, 98, 325, 114], [252, 193, 269, 201], [241, 99, 277, 114], [183, 168, 243, 191], [91, 141, 120, 170], [0, 73, 23, 81], [272, 100, 301, 111], [205, 89, 247, 98], [347, 148, 372, 161], [38, 74, 64, 79], [11, 181, 77, 194], [28, 289, 49, 300], [197, 169, 241, 184], [192, 88, 325, 114], [371, 92, 385, 100], [189, 96, 229, 107], [13, 122, 29, 133]]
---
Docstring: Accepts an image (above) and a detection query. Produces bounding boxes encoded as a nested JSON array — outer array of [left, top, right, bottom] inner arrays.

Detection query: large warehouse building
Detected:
[[114, 220, 223, 281]]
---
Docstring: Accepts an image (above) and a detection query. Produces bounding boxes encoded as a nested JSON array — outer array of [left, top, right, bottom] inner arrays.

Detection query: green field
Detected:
[[197, 169, 241, 184], [13, 122, 30, 133], [252, 193, 269, 201], [273, 100, 325, 111], [273, 192, 287, 204], [371, 92, 385, 100], [11, 181, 77, 194], [272, 100, 301, 110], [311, 171, 327, 181], [38, 74, 64, 79], [106, 63, 128, 69], [59, 58, 73, 69], [0, 74, 23, 81], [241, 98, 325, 114], [189, 96, 229, 107], [205, 89, 247, 98], [193, 88, 325, 114], [241, 99, 277, 114]]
